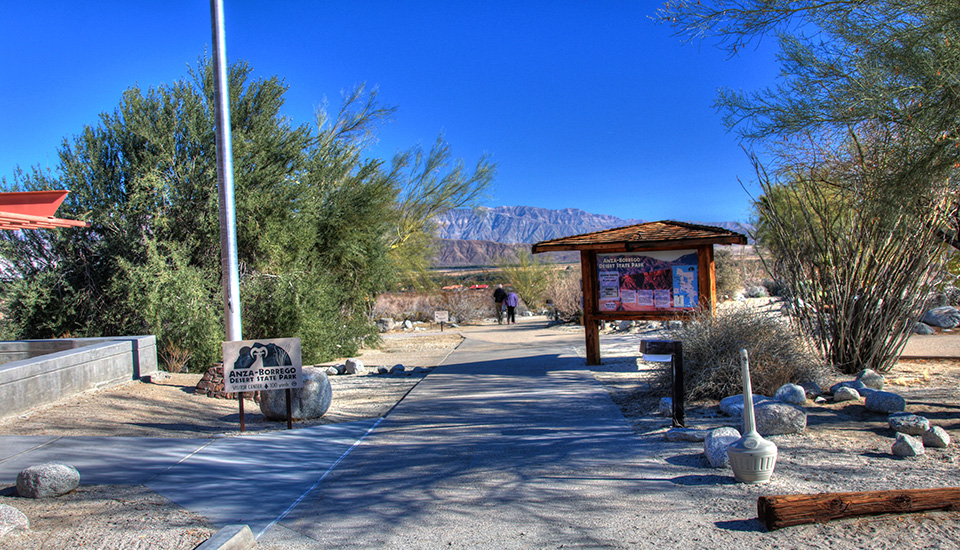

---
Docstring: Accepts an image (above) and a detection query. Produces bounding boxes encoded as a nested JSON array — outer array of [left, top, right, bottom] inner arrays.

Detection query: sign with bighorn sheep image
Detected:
[[222, 338, 302, 393]]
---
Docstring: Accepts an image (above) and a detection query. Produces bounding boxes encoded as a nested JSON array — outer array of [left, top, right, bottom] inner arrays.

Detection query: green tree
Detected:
[[497, 249, 556, 311], [0, 59, 493, 370], [660, 1, 958, 373], [661, 0, 960, 244]]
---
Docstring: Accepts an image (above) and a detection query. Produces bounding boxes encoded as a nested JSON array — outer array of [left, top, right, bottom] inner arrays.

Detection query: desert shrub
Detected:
[[436, 290, 490, 323], [544, 268, 583, 322], [714, 248, 743, 299], [371, 292, 435, 322], [662, 307, 827, 401]]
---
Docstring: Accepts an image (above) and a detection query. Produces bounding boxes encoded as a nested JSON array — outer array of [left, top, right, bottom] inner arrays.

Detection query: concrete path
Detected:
[[257, 324, 697, 549], [9, 319, 954, 547]]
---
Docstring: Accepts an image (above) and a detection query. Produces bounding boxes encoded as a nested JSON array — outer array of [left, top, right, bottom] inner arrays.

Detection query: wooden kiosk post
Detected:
[[532, 221, 747, 365]]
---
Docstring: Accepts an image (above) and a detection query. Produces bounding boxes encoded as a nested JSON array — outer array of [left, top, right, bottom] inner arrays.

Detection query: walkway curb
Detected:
[[194, 524, 256, 550]]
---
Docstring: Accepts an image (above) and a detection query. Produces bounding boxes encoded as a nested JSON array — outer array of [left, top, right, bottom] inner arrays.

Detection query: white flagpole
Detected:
[[210, 0, 242, 342]]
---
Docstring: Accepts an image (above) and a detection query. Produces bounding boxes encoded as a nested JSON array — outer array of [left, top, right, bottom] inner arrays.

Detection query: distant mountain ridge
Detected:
[[434, 206, 645, 244], [430, 206, 750, 267]]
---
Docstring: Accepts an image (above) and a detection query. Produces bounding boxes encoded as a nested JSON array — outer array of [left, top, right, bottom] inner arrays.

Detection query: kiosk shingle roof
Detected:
[[531, 220, 747, 253]]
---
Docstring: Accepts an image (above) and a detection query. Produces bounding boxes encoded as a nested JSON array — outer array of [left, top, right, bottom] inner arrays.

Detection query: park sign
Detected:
[[222, 338, 302, 393]]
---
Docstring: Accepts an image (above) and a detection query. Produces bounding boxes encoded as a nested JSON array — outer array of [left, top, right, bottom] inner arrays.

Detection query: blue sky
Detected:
[[1, 1, 780, 224]]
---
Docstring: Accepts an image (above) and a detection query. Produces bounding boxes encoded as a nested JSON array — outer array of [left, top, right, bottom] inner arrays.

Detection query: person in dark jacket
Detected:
[[493, 284, 507, 324], [504, 289, 520, 324]]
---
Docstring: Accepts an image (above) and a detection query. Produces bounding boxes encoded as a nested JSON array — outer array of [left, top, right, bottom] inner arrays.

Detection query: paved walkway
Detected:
[[1, 320, 957, 548]]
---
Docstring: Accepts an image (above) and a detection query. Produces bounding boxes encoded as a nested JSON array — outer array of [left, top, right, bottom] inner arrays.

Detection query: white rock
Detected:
[[344, 358, 366, 375], [856, 369, 885, 390], [865, 391, 906, 414], [923, 426, 951, 448], [704, 427, 741, 468], [833, 387, 861, 402], [888, 413, 929, 436], [0, 503, 29, 537], [17, 463, 80, 498], [753, 402, 807, 436], [665, 428, 709, 442], [774, 383, 807, 405], [891, 433, 924, 457], [658, 397, 673, 417]]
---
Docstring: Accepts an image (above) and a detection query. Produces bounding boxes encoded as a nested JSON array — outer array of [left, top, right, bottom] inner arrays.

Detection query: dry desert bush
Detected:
[[665, 307, 829, 400], [372, 290, 494, 324]]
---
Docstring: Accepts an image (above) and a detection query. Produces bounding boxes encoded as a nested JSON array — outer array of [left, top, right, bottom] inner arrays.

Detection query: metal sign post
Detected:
[[641, 340, 685, 428], [434, 310, 449, 332]]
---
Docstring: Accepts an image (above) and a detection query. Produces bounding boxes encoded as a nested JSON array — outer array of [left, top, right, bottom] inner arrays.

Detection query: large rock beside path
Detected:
[[719, 394, 769, 417], [921, 306, 960, 329], [17, 463, 79, 498], [753, 401, 807, 435], [865, 391, 907, 414], [259, 366, 332, 421]]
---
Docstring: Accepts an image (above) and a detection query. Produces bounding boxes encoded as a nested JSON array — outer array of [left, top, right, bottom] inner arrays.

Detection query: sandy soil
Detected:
[[0, 331, 462, 549], [3, 321, 960, 548]]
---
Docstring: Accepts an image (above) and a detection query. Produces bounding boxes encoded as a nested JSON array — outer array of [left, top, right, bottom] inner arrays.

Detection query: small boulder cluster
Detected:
[[322, 358, 432, 377], [664, 366, 952, 469], [913, 305, 960, 334], [2, 463, 81, 539]]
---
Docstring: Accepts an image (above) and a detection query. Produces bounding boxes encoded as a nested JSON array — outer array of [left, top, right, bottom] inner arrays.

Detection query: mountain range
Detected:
[[431, 206, 750, 267]]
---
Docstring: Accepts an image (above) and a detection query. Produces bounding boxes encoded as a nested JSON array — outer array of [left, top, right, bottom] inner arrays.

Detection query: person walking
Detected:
[[493, 284, 507, 325], [504, 289, 520, 325]]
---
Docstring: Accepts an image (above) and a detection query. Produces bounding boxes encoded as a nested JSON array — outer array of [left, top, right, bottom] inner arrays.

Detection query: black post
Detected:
[[239, 394, 245, 432], [672, 342, 685, 428], [285, 388, 293, 430]]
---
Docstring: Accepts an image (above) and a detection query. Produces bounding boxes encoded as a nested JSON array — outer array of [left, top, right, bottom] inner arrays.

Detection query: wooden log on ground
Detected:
[[758, 487, 960, 530]]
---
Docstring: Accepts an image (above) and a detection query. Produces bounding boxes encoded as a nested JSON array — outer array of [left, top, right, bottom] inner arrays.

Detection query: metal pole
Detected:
[[210, 0, 243, 343]]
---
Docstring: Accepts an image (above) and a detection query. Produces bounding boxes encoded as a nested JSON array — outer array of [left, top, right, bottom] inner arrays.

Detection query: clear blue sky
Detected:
[[1, 1, 780, 224]]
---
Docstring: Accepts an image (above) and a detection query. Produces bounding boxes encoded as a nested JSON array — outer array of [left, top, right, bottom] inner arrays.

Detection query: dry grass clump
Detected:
[[372, 290, 494, 324], [666, 307, 828, 400]]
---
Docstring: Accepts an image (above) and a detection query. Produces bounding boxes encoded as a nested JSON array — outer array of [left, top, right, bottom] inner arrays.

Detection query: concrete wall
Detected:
[[0, 336, 158, 421]]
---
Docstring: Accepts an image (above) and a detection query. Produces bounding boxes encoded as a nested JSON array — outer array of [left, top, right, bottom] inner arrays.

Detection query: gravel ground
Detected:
[[3, 321, 960, 548]]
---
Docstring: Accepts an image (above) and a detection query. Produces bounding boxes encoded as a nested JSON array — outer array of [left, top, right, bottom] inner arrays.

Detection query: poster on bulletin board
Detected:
[[596, 250, 699, 312]]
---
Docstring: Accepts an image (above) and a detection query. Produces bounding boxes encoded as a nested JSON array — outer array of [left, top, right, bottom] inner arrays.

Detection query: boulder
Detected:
[[375, 318, 395, 333], [344, 358, 366, 375], [799, 381, 822, 399], [389, 364, 406, 374], [833, 386, 861, 402], [864, 391, 907, 414], [402, 319, 414, 330], [377, 366, 390, 374], [17, 463, 80, 498], [773, 383, 807, 405], [618, 320, 634, 331], [0, 503, 29, 537], [829, 380, 867, 395], [259, 367, 332, 421], [704, 427, 741, 468], [719, 394, 770, 417], [891, 433, 924, 457], [856, 369, 885, 390], [658, 397, 673, 417], [753, 401, 807, 436], [923, 426, 951, 448], [887, 413, 930, 436], [665, 428, 708, 442], [921, 306, 960, 329], [913, 322, 936, 335]]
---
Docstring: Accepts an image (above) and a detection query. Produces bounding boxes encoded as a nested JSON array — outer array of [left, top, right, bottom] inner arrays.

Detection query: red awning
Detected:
[[0, 191, 90, 230]]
